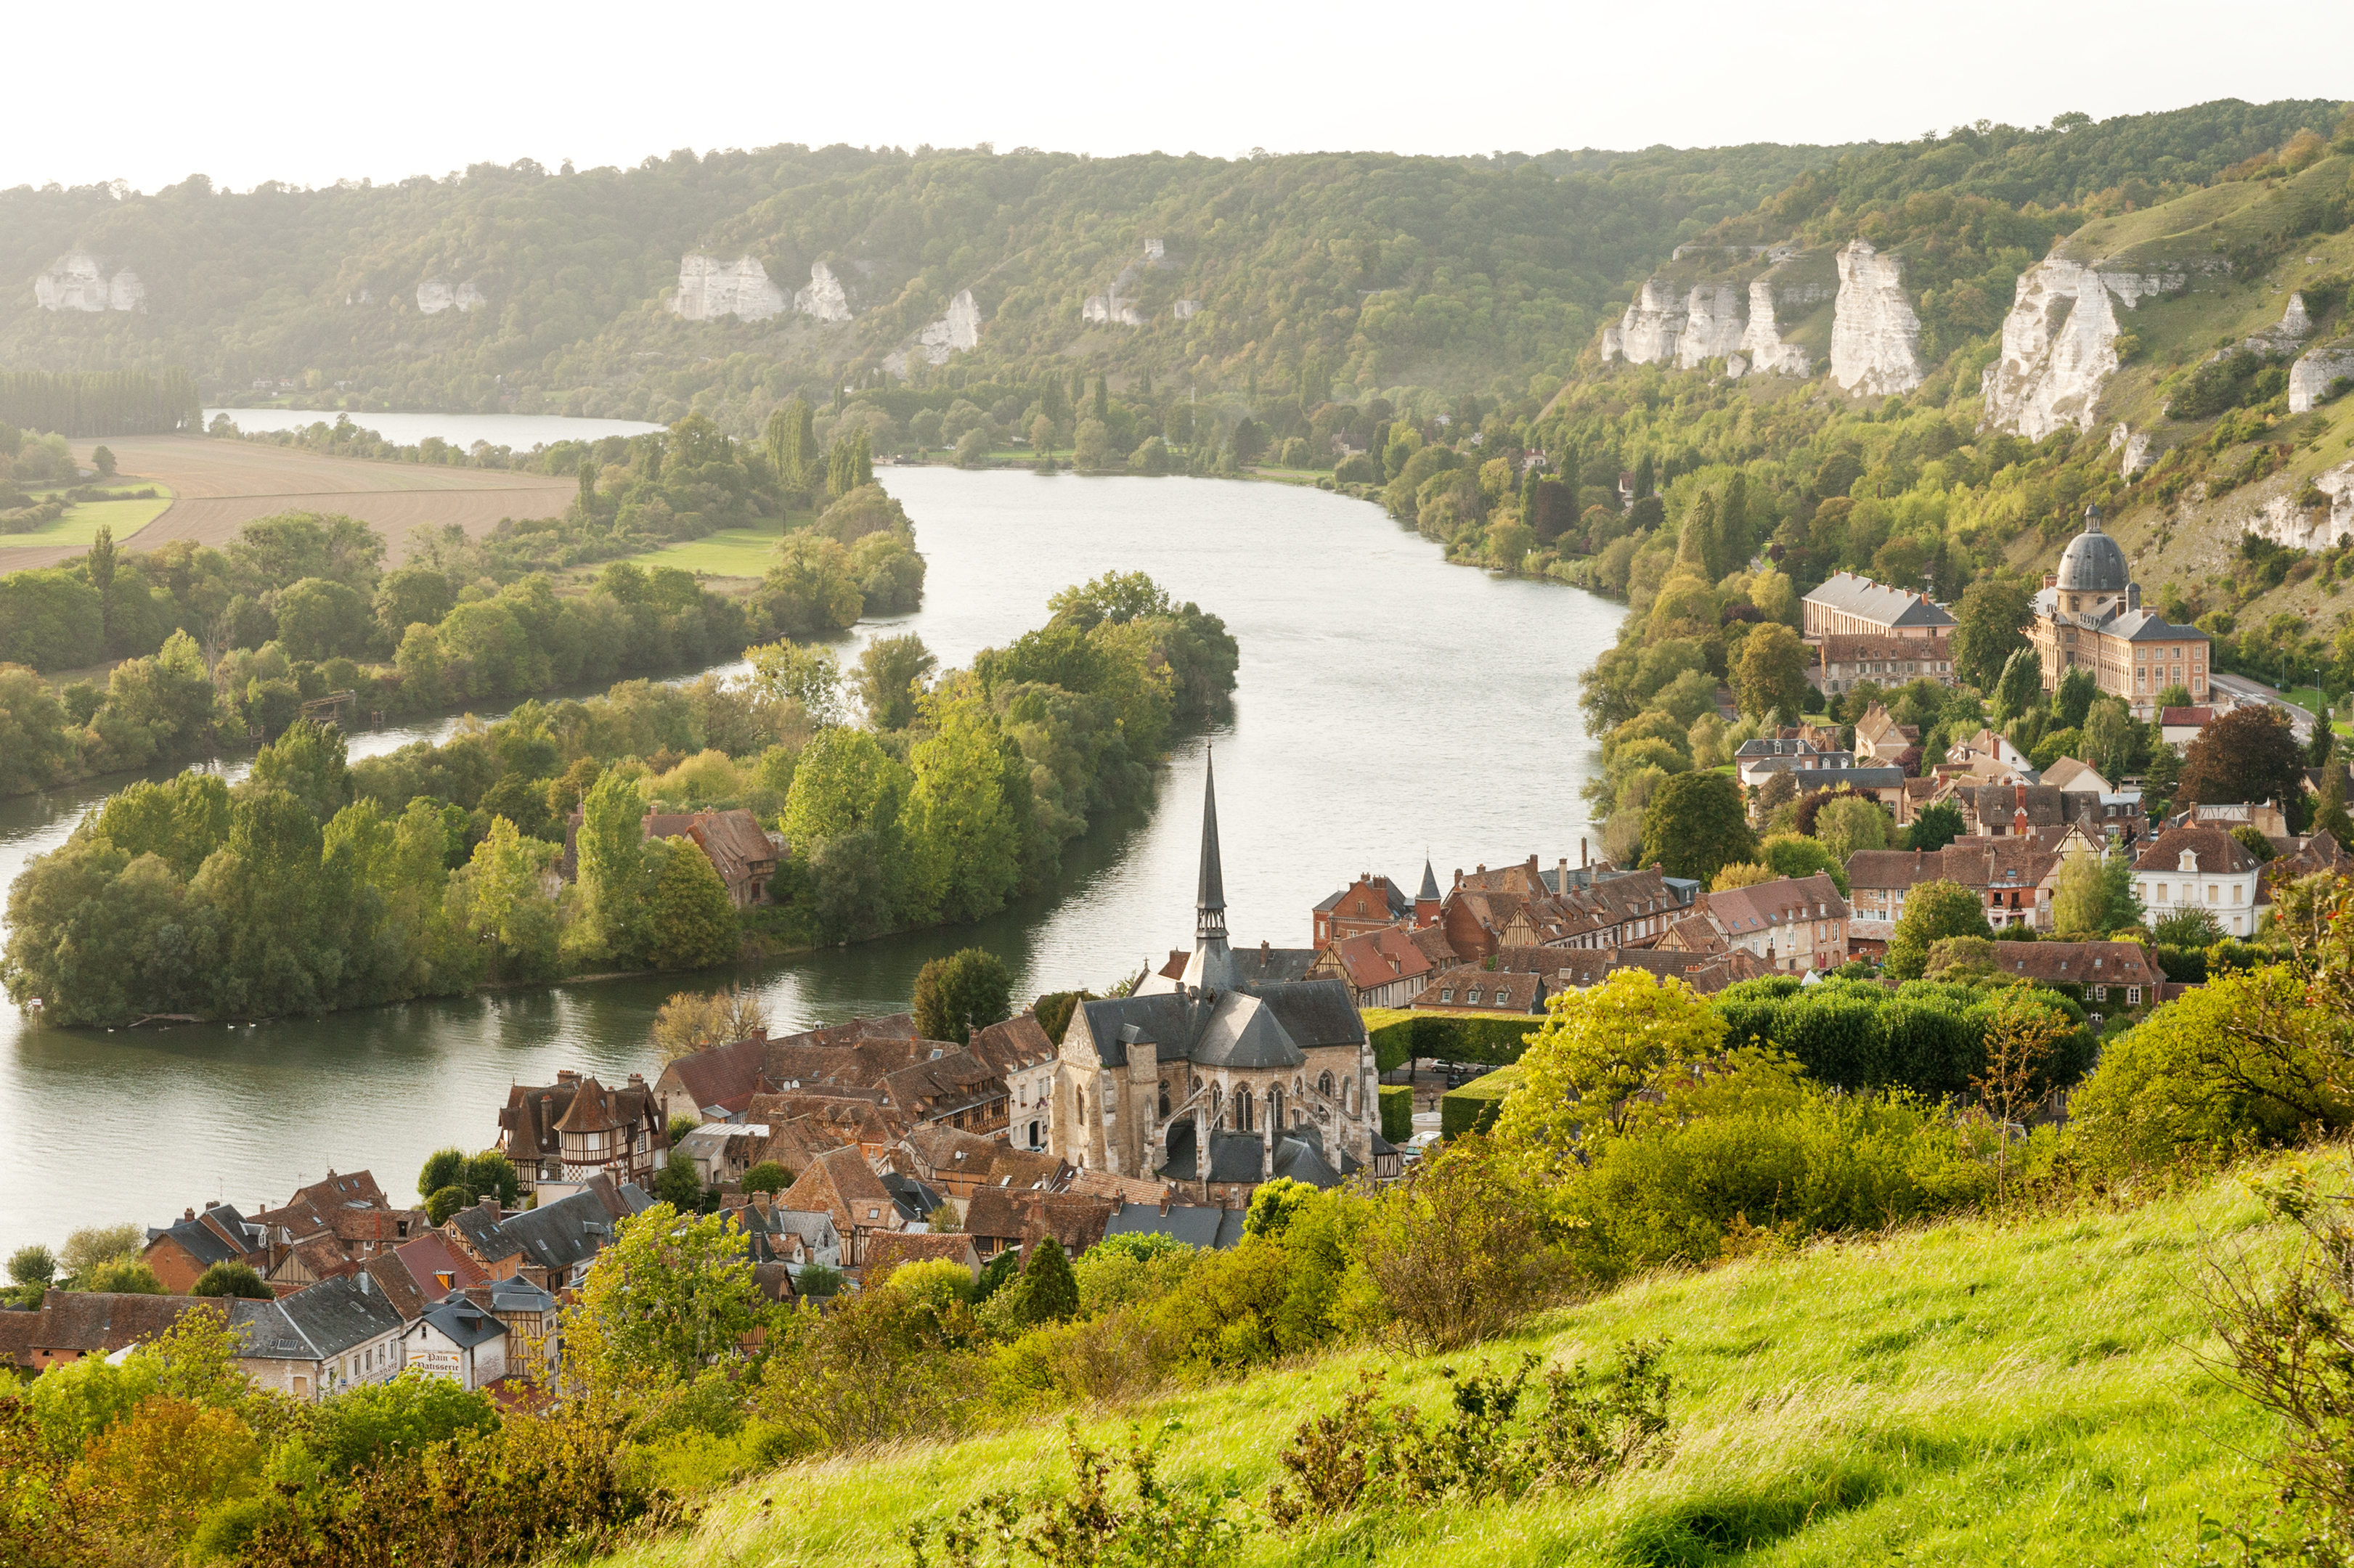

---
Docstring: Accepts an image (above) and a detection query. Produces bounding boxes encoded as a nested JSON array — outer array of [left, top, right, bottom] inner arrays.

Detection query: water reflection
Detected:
[[0, 472, 1621, 1246]]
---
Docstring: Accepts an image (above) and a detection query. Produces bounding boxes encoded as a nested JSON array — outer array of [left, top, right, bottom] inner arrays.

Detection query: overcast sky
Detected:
[[7, 1, 2349, 192]]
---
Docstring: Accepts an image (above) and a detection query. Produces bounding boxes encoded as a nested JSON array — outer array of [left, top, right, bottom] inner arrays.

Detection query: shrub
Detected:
[[1378, 1084, 1413, 1146], [1356, 1134, 1574, 1349], [742, 1161, 792, 1194], [191, 1262, 272, 1299]]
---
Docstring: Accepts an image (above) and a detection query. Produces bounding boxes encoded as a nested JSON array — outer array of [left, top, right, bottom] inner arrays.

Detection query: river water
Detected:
[[0, 469, 1621, 1250]]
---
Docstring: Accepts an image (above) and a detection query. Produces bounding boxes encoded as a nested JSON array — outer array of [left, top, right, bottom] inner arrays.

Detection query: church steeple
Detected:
[[1183, 753, 1237, 994]]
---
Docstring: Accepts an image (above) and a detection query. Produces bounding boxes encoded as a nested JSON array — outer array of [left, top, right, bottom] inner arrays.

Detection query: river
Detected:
[[0, 468, 1621, 1251]]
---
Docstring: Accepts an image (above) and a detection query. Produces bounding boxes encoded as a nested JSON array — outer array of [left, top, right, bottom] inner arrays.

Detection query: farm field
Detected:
[[622, 526, 785, 579], [1, 484, 176, 551], [0, 436, 574, 571], [590, 1155, 2297, 1568]]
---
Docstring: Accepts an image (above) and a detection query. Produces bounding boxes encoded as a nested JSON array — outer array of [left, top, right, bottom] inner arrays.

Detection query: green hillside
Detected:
[[594, 1159, 2291, 1568]]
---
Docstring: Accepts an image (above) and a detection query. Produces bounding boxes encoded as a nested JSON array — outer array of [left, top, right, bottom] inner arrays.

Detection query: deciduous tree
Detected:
[[1883, 878, 1995, 979], [1640, 771, 1757, 885]]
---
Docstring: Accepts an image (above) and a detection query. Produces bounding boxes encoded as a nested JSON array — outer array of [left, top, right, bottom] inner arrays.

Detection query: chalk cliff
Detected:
[[885, 288, 985, 375], [2247, 291, 2315, 354], [1979, 258, 2194, 438], [35, 251, 144, 312], [1828, 241, 1922, 397], [1674, 284, 1746, 369], [1738, 268, 1812, 376], [2247, 460, 2354, 552], [2290, 339, 2354, 415], [416, 277, 486, 315], [794, 262, 853, 322], [1603, 277, 1688, 365], [670, 254, 787, 321], [2108, 423, 2154, 478]]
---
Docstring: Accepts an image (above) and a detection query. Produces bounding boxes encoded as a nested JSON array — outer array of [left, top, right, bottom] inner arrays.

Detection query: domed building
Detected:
[[2025, 506, 2209, 719]]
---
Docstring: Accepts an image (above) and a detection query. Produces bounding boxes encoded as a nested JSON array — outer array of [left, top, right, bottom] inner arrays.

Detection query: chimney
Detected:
[[184, 1206, 196, 1221], [1558, 857, 1569, 890], [203, 1199, 221, 1210], [477, 1195, 500, 1220], [1261, 939, 1271, 963], [751, 1026, 767, 1043], [556, 1069, 579, 1086], [1581, 838, 1589, 868]]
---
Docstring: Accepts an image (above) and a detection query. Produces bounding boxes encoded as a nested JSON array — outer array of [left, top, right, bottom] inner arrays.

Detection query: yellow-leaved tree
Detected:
[[1491, 969, 1728, 1180]]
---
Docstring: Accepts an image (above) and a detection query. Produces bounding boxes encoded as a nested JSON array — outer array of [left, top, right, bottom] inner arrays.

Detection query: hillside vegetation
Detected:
[[596, 1159, 2289, 1568]]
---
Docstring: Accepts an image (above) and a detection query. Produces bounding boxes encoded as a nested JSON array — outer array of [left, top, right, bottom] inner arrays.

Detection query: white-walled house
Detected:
[[406, 1294, 509, 1391], [2132, 825, 2266, 936]]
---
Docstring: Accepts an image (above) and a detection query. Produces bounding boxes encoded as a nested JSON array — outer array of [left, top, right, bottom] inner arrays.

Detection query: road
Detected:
[[2210, 672, 2318, 741]]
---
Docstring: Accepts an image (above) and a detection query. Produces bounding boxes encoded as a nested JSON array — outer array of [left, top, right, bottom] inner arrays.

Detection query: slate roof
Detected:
[[1101, 1201, 1247, 1249], [279, 1273, 407, 1357], [146, 1205, 264, 1270], [418, 1297, 506, 1350], [1802, 571, 1956, 630], [495, 1189, 624, 1275], [1072, 976, 1364, 1074]]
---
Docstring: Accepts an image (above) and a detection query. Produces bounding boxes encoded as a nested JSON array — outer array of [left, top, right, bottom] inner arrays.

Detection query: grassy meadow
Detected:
[[594, 1156, 2307, 1568], [623, 526, 790, 579], [6, 483, 175, 549]]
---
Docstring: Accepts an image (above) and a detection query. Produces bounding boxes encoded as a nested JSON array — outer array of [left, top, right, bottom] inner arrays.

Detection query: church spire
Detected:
[[1196, 750, 1226, 939], [1183, 752, 1237, 995]]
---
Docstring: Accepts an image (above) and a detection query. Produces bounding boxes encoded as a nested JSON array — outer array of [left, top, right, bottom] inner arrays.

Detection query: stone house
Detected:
[[976, 1014, 1059, 1152], [1801, 572, 1957, 641], [1817, 632, 1956, 698], [1312, 869, 1423, 948], [1412, 967, 1547, 1013], [1685, 874, 1851, 972], [2133, 825, 2268, 937]]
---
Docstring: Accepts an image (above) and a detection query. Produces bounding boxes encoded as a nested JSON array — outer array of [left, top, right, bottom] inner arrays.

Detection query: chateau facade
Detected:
[[2027, 507, 2210, 720]]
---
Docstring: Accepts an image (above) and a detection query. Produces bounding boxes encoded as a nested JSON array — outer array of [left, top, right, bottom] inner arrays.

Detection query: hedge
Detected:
[[1377, 1085, 1413, 1146], [1438, 1063, 1525, 1139], [1364, 1010, 1544, 1074], [1714, 975, 2095, 1098]]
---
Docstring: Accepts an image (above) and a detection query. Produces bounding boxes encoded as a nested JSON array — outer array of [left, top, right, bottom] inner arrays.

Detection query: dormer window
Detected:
[[2179, 850, 2198, 873]]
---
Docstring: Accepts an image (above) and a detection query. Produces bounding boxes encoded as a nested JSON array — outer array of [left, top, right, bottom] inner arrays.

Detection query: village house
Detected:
[[2133, 824, 2268, 937], [1100, 1198, 1250, 1251], [1438, 860, 1698, 959], [443, 1176, 651, 1297], [1973, 941, 2162, 1013], [2038, 758, 2147, 842], [1735, 735, 1859, 788], [141, 1203, 273, 1294], [2162, 706, 2216, 749], [1306, 923, 1438, 1008], [1311, 866, 1433, 948], [863, 1231, 983, 1281], [407, 1293, 510, 1392], [1413, 967, 1547, 1013], [1683, 874, 1851, 972], [1602, 947, 1776, 995], [964, 1188, 1121, 1262], [780, 1144, 905, 1266], [678, 1122, 771, 1189], [1801, 572, 1958, 642], [1815, 632, 1957, 698], [2026, 506, 2211, 719], [241, 1273, 411, 1401], [978, 1014, 1059, 1152], [1844, 838, 2066, 945], [887, 1124, 1068, 1200], [640, 808, 785, 907], [1851, 703, 1922, 767], [497, 1071, 670, 1202]]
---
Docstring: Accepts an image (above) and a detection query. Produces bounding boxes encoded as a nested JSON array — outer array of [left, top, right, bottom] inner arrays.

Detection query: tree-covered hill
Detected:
[[1, 139, 1866, 428]]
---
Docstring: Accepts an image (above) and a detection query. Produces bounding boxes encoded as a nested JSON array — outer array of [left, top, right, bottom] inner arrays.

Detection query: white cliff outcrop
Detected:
[[35, 251, 144, 312], [1173, 299, 1201, 321], [670, 254, 787, 321], [794, 262, 853, 322], [1738, 267, 1812, 375], [2109, 423, 2154, 477], [1603, 277, 1689, 364], [2290, 340, 2354, 414], [1674, 284, 1746, 369], [2247, 460, 2354, 553], [884, 289, 985, 375], [1980, 257, 2195, 438], [2247, 292, 2315, 354], [1828, 241, 1923, 397], [416, 277, 486, 315]]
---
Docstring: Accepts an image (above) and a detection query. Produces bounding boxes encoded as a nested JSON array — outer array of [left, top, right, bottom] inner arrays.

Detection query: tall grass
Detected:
[[595, 1161, 2305, 1567]]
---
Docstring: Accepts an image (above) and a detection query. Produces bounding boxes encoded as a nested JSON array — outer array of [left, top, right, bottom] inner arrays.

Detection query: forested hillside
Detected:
[[1, 140, 1862, 429]]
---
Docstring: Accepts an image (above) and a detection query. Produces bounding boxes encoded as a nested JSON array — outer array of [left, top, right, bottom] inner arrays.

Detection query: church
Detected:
[[2026, 505, 2210, 720], [1049, 758, 1383, 1191]]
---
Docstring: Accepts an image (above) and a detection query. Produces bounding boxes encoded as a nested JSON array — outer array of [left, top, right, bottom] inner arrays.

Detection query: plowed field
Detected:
[[0, 436, 572, 569]]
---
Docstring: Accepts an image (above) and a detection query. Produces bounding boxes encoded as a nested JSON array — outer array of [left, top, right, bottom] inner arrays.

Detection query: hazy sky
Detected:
[[8, 1, 2350, 192]]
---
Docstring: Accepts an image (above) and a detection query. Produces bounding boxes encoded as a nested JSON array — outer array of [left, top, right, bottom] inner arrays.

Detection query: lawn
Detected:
[[623, 527, 786, 578], [591, 1154, 2304, 1568], [3, 484, 175, 550]]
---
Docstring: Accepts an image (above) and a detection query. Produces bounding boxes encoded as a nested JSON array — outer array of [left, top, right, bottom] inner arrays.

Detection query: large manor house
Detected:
[[1048, 759, 1384, 1187]]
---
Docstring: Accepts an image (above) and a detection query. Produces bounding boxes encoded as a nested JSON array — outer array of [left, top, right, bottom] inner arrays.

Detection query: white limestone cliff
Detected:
[[1828, 241, 1923, 397], [1173, 299, 1201, 321], [670, 254, 787, 321], [1604, 277, 1688, 364], [794, 262, 853, 322], [2108, 423, 2154, 477], [1980, 258, 2196, 438], [416, 277, 486, 315], [1674, 284, 1746, 369], [2247, 292, 2315, 354], [2290, 340, 2354, 414], [35, 251, 144, 312], [884, 289, 985, 375], [1738, 267, 1812, 375], [2247, 460, 2354, 552]]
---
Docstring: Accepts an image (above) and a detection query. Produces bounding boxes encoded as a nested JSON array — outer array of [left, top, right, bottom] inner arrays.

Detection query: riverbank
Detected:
[[0, 470, 1624, 1250]]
